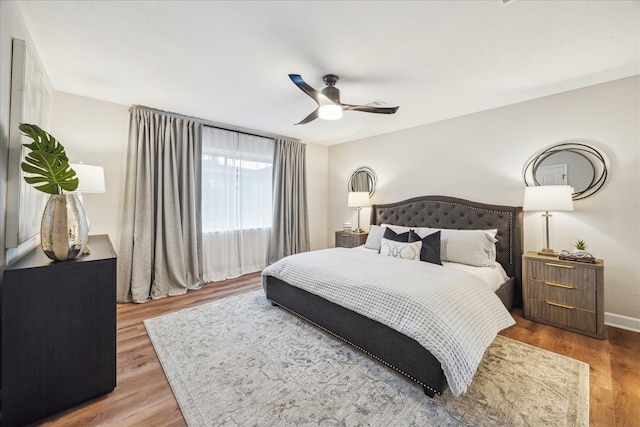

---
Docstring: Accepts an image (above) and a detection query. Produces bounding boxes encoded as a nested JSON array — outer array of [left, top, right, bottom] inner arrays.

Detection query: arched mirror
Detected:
[[523, 142, 608, 200], [347, 166, 377, 196]]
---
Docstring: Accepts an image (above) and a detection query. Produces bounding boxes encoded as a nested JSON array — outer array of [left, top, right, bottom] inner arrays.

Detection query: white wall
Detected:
[[329, 76, 640, 323], [305, 142, 329, 250], [48, 92, 130, 251]]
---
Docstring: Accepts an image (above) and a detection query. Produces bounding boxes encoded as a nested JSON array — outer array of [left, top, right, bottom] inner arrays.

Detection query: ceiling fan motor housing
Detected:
[[321, 74, 341, 103], [321, 86, 340, 104]]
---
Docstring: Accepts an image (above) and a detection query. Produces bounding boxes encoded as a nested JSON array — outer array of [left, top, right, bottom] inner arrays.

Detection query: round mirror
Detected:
[[524, 143, 608, 200], [534, 151, 595, 193], [347, 166, 377, 196]]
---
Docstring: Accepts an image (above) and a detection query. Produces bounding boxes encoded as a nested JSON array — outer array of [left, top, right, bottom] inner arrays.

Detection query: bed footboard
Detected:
[[265, 276, 447, 397]]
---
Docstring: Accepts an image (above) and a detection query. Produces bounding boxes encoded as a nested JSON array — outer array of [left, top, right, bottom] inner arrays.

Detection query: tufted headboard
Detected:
[[370, 195, 523, 303]]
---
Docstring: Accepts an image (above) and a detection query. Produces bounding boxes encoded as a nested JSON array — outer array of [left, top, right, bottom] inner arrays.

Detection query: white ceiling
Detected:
[[16, 1, 640, 146]]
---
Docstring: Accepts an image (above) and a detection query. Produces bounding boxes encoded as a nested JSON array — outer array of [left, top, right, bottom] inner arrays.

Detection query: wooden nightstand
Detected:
[[522, 251, 604, 339], [335, 231, 368, 248]]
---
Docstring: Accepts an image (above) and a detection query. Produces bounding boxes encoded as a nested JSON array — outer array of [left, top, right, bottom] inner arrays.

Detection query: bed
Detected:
[[262, 195, 523, 397]]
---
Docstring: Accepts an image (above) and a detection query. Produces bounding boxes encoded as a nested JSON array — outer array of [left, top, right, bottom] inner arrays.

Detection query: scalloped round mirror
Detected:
[[347, 166, 377, 196], [523, 142, 608, 200]]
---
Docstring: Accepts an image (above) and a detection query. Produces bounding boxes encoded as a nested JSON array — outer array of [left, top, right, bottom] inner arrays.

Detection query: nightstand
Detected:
[[335, 231, 368, 248], [522, 251, 604, 339]]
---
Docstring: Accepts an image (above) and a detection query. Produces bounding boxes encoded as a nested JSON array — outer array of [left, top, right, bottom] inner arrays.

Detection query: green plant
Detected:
[[573, 239, 588, 250], [19, 123, 78, 194]]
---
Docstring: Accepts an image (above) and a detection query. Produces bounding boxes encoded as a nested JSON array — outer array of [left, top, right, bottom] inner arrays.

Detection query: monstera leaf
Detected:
[[19, 123, 78, 194]]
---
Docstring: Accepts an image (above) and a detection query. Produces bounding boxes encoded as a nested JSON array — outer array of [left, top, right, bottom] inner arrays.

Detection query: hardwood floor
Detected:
[[34, 273, 639, 426]]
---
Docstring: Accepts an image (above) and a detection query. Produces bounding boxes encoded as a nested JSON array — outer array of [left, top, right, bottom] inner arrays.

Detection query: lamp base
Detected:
[[537, 248, 558, 257]]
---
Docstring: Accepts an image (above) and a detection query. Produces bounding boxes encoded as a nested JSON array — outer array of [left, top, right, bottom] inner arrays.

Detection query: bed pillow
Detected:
[[381, 223, 411, 234], [408, 230, 442, 265], [382, 227, 410, 243], [440, 230, 498, 267], [379, 238, 422, 261], [364, 225, 385, 250]]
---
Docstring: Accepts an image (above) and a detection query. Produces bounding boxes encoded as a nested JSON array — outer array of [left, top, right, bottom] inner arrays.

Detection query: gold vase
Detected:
[[40, 194, 89, 261]]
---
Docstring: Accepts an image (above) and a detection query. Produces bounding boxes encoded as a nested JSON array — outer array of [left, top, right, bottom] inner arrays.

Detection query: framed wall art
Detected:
[[5, 38, 52, 248]]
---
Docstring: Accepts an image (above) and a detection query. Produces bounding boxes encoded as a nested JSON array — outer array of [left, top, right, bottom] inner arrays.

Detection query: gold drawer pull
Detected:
[[546, 301, 575, 310], [545, 262, 574, 269], [545, 281, 574, 289]]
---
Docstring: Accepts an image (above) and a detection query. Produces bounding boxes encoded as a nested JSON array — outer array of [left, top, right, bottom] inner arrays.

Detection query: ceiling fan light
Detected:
[[318, 104, 343, 120]]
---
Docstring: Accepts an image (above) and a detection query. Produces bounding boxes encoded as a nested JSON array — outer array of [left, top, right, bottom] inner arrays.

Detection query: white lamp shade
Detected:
[[523, 185, 573, 212], [71, 163, 106, 193], [348, 191, 370, 208]]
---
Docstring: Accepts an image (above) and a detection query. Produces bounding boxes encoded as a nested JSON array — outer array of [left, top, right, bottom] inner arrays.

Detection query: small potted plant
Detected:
[[572, 239, 589, 257], [19, 123, 87, 261]]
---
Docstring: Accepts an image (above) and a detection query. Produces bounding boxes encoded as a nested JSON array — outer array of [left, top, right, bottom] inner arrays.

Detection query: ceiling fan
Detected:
[[288, 74, 399, 125]]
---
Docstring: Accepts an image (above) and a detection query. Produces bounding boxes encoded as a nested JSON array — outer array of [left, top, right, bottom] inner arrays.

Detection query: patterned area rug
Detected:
[[144, 290, 589, 426]]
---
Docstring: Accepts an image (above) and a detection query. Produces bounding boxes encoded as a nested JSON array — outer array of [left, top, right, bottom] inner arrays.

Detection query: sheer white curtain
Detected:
[[201, 126, 274, 282]]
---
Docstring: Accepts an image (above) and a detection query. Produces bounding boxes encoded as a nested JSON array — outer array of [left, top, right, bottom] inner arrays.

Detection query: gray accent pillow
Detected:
[[382, 227, 410, 242], [408, 230, 442, 265]]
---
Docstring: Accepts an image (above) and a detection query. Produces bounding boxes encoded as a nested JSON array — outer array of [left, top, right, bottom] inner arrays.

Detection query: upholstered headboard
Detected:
[[370, 195, 523, 303]]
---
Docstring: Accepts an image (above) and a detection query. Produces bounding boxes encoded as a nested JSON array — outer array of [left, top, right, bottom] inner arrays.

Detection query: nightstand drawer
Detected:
[[527, 261, 596, 291], [527, 280, 596, 311], [335, 231, 368, 248], [526, 299, 597, 334]]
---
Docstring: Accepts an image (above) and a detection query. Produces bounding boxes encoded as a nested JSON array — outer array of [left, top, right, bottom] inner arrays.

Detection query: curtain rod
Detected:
[[131, 105, 300, 142]]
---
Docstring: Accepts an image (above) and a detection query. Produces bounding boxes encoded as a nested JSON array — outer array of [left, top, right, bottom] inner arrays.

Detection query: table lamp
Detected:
[[71, 163, 106, 253], [347, 191, 370, 233], [523, 185, 573, 256]]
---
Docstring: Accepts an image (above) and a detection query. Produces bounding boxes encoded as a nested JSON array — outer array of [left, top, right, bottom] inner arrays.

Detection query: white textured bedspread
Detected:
[[262, 248, 515, 396]]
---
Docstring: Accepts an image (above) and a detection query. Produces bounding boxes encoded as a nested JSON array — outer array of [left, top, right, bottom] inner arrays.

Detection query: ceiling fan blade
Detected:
[[341, 104, 399, 114], [289, 74, 323, 104], [289, 74, 337, 107], [295, 108, 319, 125]]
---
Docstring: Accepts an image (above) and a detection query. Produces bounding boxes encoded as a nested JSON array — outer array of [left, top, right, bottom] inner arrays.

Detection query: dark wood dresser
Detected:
[[522, 251, 604, 339], [1, 234, 117, 426]]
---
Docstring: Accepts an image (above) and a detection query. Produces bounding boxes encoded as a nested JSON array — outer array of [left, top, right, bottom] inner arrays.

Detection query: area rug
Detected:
[[144, 290, 589, 426]]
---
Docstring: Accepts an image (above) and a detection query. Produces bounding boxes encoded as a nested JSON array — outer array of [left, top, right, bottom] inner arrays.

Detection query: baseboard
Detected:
[[604, 312, 640, 333]]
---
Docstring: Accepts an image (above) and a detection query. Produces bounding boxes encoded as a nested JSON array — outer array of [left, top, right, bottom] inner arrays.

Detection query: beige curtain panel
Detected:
[[267, 139, 310, 264], [117, 106, 204, 303]]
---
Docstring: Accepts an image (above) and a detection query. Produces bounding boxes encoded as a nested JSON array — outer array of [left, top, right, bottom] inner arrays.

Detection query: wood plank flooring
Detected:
[[34, 273, 639, 426]]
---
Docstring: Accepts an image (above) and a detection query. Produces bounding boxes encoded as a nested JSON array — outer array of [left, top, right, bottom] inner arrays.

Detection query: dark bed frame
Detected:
[[264, 195, 523, 397]]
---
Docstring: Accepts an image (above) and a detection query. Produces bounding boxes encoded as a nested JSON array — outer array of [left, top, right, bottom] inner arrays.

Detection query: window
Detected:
[[201, 127, 274, 232]]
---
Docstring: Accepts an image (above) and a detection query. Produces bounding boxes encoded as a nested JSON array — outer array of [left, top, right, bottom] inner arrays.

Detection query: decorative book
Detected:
[[559, 254, 596, 264]]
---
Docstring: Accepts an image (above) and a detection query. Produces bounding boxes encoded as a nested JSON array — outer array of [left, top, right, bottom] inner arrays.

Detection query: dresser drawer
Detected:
[[527, 260, 596, 291], [526, 299, 597, 334], [527, 280, 596, 311]]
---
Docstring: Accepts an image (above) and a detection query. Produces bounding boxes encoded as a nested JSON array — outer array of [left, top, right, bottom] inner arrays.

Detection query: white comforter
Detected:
[[261, 248, 515, 396]]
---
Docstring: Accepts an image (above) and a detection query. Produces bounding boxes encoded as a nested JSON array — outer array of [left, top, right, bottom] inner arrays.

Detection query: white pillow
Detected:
[[440, 230, 497, 267], [381, 223, 411, 234], [364, 225, 385, 250], [379, 238, 422, 261]]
